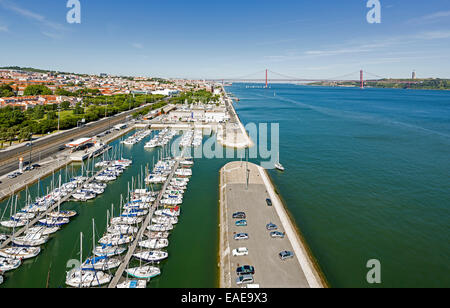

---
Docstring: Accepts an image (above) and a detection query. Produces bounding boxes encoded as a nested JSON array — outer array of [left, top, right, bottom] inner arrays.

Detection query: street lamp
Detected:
[[27, 133, 33, 168]]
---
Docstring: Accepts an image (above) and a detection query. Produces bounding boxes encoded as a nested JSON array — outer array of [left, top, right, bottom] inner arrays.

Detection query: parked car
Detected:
[[236, 274, 254, 285], [266, 223, 278, 231], [279, 251, 295, 260], [266, 198, 273, 206], [232, 212, 246, 219], [270, 231, 285, 238], [235, 220, 247, 227], [7, 174, 17, 179], [232, 247, 249, 257], [236, 265, 255, 276], [234, 233, 249, 241], [32, 164, 41, 169]]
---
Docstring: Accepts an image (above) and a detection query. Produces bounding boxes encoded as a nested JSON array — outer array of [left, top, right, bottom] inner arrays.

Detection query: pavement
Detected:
[[219, 161, 325, 288]]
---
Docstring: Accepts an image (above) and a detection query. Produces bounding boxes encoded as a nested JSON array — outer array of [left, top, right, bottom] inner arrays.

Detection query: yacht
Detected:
[[138, 239, 169, 249], [133, 250, 168, 263], [65, 268, 112, 288], [13, 232, 49, 247], [93, 244, 127, 257], [0, 246, 41, 260], [81, 256, 121, 271], [147, 224, 173, 232], [98, 234, 134, 246], [25, 226, 60, 235], [125, 266, 161, 280], [0, 257, 21, 272]]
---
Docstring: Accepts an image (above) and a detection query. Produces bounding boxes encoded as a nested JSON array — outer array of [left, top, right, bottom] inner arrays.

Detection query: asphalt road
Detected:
[[0, 102, 161, 177]]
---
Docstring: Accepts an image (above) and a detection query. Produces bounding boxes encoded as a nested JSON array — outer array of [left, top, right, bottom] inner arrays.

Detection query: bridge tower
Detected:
[[360, 70, 364, 89]]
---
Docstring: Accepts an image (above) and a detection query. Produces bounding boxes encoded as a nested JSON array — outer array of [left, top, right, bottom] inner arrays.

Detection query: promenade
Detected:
[[219, 161, 325, 288]]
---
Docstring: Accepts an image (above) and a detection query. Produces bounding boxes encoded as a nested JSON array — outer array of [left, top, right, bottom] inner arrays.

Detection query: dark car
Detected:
[[232, 212, 246, 219], [58, 146, 66, 151], [266, 223, 278, 231], [32, 164, 41, 169], [236, 265, 255, 276], [279, 251, 295, 260], [266, 199, 273, 206]]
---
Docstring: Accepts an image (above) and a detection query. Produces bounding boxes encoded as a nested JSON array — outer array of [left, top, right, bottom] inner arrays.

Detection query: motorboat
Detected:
[[0, 246, 41, 260], [133, 250, 168, 263], [0, 257, 21, 272], [138, 239, 169, 249], [125, 266, 161, 280]]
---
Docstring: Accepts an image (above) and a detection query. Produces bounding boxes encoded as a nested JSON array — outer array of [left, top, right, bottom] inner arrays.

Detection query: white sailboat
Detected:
[[274, 153, 285, 171], [65, 232, 112, 288], [0, 257, 21, 272], [0, 246, 41, 260], [116, 279, 147, 288]]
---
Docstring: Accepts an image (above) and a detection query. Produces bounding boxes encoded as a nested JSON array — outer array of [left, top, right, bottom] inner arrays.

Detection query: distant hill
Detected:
[[309, 78, 450, 90]]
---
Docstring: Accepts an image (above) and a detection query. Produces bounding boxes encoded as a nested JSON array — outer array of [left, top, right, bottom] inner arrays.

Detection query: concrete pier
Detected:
[[219, 161, 325, 288], [108, 160, 180, 288]]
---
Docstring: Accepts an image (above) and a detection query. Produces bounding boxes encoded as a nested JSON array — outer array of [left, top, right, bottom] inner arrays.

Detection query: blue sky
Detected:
[[0, 0, 450, 79]]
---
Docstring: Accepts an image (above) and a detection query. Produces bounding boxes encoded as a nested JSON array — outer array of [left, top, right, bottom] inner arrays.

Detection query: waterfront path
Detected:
[[219, 161, 325, 288], [108, 160, 180, 288]]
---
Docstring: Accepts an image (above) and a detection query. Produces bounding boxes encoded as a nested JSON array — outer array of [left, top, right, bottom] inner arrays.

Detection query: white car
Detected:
[[232, 247, 249, 257]]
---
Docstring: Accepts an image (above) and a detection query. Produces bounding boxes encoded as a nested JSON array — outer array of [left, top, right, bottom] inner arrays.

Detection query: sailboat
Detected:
[[81, 219, 121, 271], [274, 153, 285, 171], [65, 232, 112, 288]]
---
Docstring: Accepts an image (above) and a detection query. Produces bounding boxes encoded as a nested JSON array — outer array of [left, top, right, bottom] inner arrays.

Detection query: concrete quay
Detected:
[[219, 161, 325, 288]]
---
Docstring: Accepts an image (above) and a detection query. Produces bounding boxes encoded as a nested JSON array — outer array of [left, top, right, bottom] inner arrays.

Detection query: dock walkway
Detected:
[[108, 160, 180, 288]]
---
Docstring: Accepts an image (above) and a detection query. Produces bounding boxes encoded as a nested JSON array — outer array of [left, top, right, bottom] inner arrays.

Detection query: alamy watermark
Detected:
[[366, 0, 381, 24], [66, 0, 81, 24], [366, 259, 382, 284], [166, 122, 280, 170]]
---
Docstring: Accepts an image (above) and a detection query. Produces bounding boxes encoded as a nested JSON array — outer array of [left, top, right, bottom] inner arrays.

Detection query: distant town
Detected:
[[0, 67, 221, 148]]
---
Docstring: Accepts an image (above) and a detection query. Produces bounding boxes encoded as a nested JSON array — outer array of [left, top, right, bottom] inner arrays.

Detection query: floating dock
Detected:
[[219, 161, 326, 288]]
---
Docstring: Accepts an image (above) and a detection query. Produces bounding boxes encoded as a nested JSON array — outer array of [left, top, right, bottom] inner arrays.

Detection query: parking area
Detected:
[[220, 161, 312, 288]]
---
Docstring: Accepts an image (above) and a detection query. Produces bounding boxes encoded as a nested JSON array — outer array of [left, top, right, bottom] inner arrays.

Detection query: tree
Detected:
[[61, 101, 71, 110], [47, 111, 57, 120], [6, 128, 16, 146], [24, 84, 53, 96]]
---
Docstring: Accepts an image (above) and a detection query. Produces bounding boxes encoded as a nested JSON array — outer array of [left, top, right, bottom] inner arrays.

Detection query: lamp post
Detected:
[[27, 133, 33, 168]]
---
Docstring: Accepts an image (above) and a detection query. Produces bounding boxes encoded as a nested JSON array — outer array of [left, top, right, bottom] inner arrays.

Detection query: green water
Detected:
[[0, 131, 231, 288]]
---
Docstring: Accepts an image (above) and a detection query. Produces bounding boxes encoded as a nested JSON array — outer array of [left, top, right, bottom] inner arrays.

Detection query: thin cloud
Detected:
[[132, 43, 144, 49], [0, 0, 67, 38], [0, 25, 8, 32], [408, 10, 450, 24]]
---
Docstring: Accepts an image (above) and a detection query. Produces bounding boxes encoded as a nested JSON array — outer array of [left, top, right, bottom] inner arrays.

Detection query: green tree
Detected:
[[24, 85, 53, 96], [61, 101, 71, 110]]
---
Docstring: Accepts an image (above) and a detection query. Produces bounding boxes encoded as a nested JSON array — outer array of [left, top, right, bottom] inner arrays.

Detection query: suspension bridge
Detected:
[[209, 69, 415, 89]]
